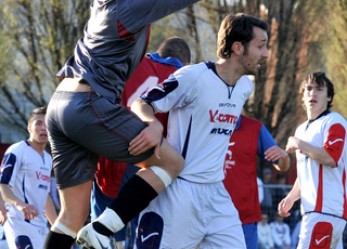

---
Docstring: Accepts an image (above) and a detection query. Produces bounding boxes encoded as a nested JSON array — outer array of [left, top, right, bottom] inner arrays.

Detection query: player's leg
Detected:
[[41, 89, 178, 249], [91, 181, 126, 249], [297, 213, 346, 249], [3, 218, 43, 249], [198, 183, 246, 249], [242, 223, 258, 249], [44, 181, 92, 249], [76, 139, 184, 249], [134, 179, 204, 249], [44, 91, 101, 249]]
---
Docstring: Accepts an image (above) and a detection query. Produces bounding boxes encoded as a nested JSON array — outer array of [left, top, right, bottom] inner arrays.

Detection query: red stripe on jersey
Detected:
[[314, 164, 323, 212], [343, 170, 347, 219], [323, 123, 346, 166], [117, 20, 135, 41]]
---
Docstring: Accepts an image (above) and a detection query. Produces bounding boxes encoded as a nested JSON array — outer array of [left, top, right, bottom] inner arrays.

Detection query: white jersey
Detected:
[[295, 111, 347, 218], [144, 62, 254, 183], [0, 140, 52, 228]]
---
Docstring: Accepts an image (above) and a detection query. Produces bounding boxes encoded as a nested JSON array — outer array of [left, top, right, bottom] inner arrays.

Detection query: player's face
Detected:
[[239, 26, 269, 75], [302, 82, 330, 119], [28, 114, 48, 145]]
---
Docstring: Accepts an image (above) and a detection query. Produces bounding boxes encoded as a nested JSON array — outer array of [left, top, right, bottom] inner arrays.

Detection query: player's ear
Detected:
[[27, 120, 33, 133], [231, 41, 244, 55]]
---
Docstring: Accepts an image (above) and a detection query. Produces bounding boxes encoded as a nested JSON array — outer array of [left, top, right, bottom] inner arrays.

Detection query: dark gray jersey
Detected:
[[57, 0, 199, 102]]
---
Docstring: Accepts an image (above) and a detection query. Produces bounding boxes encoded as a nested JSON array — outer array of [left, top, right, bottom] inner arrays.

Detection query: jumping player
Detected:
[[44, 1, 199, 249], [278, 72, 347, 249], [132, 13, 269, 249], [0, 106, 57, 249]]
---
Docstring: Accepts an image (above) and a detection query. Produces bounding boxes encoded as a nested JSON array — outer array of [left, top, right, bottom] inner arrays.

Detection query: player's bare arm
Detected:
[[264, 145, 290, 171], [278, 178, 300, 217], [130, 99, 164, 158], [286, 136, 336, 167], [0, 183, 39, 220]]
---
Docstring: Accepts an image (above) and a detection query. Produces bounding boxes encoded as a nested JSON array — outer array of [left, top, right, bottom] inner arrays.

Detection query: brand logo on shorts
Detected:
[[141, 232, 160, 243], [315, 235, 330, 246], [136, 212, 163, 249]]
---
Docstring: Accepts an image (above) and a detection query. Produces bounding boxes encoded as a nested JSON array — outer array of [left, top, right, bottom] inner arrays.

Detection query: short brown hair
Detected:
[[217, 13, 268, 58]]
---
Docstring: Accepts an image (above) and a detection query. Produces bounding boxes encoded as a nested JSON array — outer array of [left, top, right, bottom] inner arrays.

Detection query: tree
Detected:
[[0, 0, 89, 139], [1, 0, 347, 145]]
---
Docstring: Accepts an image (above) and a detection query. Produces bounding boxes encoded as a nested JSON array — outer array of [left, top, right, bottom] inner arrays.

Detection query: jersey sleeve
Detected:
[[119, 0, 200, 32], [257, 124, 277, 160], [323, 116, 346, 165], [238, 75, 254, 102], [141, 64, 201, 113], [0, 144, 22, 186]]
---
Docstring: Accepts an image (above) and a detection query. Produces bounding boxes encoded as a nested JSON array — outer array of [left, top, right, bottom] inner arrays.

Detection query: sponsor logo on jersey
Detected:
[[210, 128, 233, 136], [219, 103, 236, 108], [36, 171, 50, 182], [209, 110, 238, 124], [38, 184, 48, 190]]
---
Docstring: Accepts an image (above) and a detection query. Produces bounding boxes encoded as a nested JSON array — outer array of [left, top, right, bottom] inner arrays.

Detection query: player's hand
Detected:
[[277, 196, 294, 217], [264, 146, 288, 161], [17, 203, 39, 220], [0, 201, 7, 224], [129, 120, 163, 158], [285, 136, 300, 154]]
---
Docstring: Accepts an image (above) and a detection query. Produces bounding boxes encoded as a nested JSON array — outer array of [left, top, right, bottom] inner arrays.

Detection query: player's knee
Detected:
[[150, 166, 173, 188], [161, 141, 184, 177]]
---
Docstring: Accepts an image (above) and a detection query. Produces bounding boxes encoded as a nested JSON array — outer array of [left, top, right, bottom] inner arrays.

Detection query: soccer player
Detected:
[[278, 72, 347, 249], [91, 37, 191, 249], [132, 13, 269, 248], [44, 1, 199, 249], [223, 114, 290, 249], [0, 106, 57, 249]]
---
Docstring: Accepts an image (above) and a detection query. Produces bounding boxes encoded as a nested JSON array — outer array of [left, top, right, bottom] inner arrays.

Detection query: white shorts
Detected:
[[3, 217, 49, 249], [297, 212, 346, 249], [134, 178, 246, 249]]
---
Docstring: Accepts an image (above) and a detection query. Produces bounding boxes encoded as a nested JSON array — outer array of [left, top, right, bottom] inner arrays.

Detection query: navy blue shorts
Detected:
[[46, 91, 153, 189]]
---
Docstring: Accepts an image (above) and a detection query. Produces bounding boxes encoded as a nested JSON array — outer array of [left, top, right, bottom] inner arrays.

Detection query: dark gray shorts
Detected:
[[46, 91, 154, 189]]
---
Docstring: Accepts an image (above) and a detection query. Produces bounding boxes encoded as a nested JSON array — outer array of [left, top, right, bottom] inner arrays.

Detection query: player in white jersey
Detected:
[[278, 72, 347, 249], [0, 106, 57, 249], [130, 13, 269, 249]]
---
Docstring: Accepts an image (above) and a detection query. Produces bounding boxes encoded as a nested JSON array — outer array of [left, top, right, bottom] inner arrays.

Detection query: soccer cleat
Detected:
[[76, 223, 115, 249]]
